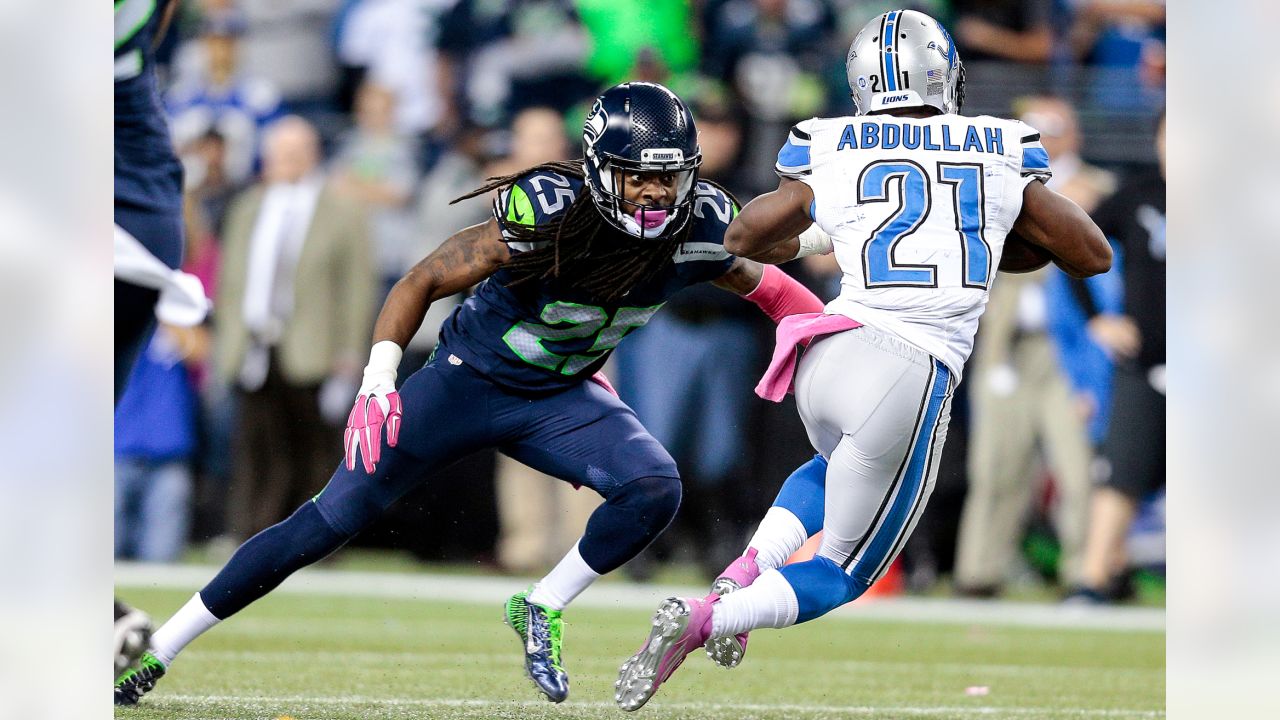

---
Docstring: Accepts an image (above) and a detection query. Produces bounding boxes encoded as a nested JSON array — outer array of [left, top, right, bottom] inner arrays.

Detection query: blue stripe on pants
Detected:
[[783, 359, 951, 623], [852, 359, 950, 588]]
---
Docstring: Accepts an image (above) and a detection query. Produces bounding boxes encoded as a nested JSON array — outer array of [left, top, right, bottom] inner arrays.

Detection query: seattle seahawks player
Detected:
[[113, 0, 207, 683], [616, 11, 1112, 710], [115, 81, 825, 706]]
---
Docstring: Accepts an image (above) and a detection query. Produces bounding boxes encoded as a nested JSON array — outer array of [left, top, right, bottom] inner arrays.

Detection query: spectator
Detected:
[[575, 0, 699, 87], [183, 129, 242, 236], [330, 81, 421, 296], [1068, 0, 1165, 69], [950, 0, 1055, 115], [438, 0, 591, 128], [1067, 114, 1166, 603], [114, 328, 201, 563], [952, 0, 1054, 64], [1067, 0, 1166, 109], [167, 7, 283, 187], [955, 96, 1117, 596], [703, 0, 835, 194], [336, 0, 454, 136], [236, 0, 345, 104], [213, 116, 376, 542]]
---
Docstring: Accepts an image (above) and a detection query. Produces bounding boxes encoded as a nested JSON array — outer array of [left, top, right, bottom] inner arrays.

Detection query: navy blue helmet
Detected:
[[582, 82, 702, 241]]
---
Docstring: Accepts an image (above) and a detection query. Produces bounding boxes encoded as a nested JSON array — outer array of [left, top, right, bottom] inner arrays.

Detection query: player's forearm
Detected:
[[372, 218, 510, 348], [742, 236, 803, 264], [725, 183, 814, 261], [371, 273, 436, 348], [725, 210, 796, 260]]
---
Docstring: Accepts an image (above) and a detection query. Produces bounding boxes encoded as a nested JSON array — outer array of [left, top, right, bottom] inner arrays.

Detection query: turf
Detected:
[[115, 586, 1164, 720]]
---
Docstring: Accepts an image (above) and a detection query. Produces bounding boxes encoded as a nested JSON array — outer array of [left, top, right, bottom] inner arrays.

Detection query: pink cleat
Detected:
[[615, 595, 718, 711], [705, 548, 761, 668]]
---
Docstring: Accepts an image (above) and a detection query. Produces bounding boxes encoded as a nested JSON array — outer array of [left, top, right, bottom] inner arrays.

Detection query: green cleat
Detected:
[[504, 589, 569, 702], [114, 650, 166, 706]]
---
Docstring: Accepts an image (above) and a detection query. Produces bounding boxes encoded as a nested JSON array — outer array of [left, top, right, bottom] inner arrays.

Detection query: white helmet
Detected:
[[846, 9, 965, 116]]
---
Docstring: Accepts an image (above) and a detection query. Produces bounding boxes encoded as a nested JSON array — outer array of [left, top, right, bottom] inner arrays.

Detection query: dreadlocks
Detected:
[[452, 160, 739, 304]]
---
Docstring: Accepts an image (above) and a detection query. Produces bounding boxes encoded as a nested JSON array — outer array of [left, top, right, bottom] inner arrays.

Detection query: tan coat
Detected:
[[214, 183, 377, 387]]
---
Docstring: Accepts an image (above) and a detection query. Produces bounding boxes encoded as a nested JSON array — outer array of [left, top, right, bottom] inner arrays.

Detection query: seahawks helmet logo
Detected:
[[584, 99, 608, 148]]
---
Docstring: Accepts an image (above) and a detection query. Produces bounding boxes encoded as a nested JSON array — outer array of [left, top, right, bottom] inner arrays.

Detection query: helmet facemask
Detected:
[[584, 149, 700, 242]]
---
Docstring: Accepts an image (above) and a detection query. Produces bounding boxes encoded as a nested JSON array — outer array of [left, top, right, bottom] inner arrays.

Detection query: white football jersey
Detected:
[[777, 114, 1051, 379]]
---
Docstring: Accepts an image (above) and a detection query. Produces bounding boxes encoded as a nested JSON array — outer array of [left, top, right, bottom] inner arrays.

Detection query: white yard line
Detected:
[[157, 693, 1164, 718], [116, 562, 1164, 632]]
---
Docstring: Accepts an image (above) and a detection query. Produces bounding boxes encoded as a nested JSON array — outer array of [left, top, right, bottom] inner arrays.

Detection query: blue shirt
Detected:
[[439, 170, 738, 394]]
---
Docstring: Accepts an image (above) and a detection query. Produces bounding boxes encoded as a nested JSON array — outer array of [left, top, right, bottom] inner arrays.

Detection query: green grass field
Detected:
[[115, 580, 1164, 720]]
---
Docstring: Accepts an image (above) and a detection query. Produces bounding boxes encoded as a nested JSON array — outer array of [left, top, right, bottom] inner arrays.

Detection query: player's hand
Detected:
[[344, 373, 403, 474]]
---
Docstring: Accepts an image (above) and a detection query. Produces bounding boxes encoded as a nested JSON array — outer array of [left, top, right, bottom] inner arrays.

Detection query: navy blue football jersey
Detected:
[[438, 169, 738, 393], [115, 0, 184, 249]]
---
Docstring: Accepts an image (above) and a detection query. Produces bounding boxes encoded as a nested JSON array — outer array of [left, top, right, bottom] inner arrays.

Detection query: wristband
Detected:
[[794, 223, 834, 259], [364, 340, 404, 381], [743, 265, 825, 323]]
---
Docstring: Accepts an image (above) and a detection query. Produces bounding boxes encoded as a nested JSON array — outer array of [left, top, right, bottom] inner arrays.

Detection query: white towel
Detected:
[[113, 225, 209, 328]]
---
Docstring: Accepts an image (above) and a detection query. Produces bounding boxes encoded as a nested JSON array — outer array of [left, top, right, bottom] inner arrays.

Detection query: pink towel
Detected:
[[755, 313, 862, 402]]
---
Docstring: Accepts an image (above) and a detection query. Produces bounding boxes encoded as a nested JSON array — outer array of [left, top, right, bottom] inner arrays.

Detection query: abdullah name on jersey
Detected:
[[776, 113, 1052, 379], [436, 169, 738, 394]]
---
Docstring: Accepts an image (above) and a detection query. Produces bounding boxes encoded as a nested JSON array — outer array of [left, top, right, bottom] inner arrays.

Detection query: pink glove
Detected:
[[344, 379, 402, 474]]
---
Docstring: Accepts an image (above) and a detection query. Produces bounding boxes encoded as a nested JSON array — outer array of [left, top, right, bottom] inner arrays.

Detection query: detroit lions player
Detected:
[[115, 81, 825, 706], [616, 11, 1112, 710]]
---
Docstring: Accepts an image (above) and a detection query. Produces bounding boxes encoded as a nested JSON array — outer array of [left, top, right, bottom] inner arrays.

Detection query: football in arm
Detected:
[[999, 231, 1053, 273]]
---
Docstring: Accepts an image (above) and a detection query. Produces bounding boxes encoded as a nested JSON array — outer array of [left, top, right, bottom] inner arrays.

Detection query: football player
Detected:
[[115, 81, 825, 706], [615, 11, 1113, 710], [113, 0, 207, 682]]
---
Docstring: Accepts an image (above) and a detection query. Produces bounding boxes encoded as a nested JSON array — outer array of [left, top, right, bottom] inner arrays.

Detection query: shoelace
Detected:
[[529, 607, 564, 670]]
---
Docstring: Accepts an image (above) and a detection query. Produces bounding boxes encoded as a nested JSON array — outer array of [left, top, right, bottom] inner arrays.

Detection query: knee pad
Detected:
[[609, 475, 682, 534]]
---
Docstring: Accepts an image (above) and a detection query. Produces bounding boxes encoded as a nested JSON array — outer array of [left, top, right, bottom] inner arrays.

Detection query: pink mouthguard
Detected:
[[634, 208, 668, 230]]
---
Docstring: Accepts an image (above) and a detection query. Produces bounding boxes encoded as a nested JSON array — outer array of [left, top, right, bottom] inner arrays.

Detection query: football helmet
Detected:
[[846, 10, 965, 116], [582, 82, 702, 241]]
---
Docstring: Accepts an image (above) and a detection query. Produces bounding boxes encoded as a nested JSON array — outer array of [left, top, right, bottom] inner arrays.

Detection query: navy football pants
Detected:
[[201, 351, 683, 619]]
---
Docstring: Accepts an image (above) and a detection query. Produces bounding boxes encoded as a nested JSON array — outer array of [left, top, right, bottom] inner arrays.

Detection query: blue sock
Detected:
[[577, 475, 681, 574], [200, 501, 348, 619], [778, 555, 866, 623], [772, 454, 827, 536]]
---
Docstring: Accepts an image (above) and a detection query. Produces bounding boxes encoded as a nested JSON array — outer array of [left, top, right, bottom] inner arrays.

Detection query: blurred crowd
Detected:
[[115, 0, 1165, 604]]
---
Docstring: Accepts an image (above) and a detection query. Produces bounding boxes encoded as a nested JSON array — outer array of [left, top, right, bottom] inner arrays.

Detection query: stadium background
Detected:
[[114, 0, 1165, 605]]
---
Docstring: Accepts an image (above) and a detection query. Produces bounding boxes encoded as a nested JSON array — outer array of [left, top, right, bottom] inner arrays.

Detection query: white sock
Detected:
[[527, 542, 601, 611], [711, 569, 800, 637], [148, 593, 221, 666], [746, 507, 810, 572]]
